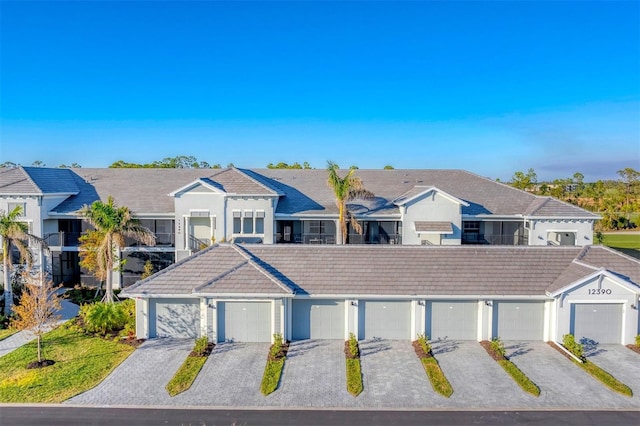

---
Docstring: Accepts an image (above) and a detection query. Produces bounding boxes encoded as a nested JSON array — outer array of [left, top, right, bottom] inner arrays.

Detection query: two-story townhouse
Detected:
[[1, 166, 600, 289]]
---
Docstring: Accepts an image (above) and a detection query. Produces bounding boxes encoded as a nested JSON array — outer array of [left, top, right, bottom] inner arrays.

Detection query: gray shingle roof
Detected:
[[0, 166, 79, 195], [524, 197, 600, 218], [575, 245, 640, 285]]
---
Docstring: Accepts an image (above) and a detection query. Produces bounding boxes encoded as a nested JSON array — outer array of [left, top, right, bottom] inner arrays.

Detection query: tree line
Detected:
[[508, 167, 640, 230]]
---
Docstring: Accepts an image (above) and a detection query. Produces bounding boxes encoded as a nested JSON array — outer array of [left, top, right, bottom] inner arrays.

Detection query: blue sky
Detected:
[[1, 1, 638, 181]]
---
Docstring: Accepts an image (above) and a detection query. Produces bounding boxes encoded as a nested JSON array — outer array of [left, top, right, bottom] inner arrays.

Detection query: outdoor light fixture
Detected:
[[485, 300, 493, 307], [350, 301, 358, 307], [417, 300, 425, 306]]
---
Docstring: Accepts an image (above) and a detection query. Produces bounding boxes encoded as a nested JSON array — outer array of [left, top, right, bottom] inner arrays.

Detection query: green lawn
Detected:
[[0, 328, 18, 341], [0, 324, 135, 403], [602, 233, 640, 259]]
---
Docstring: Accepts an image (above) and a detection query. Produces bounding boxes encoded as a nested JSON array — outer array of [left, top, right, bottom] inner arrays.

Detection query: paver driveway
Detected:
[[504, 341, 640, 409], [584, 343, 640, 398], [356, 339, 435, 408], [66, 338, 192, 406]]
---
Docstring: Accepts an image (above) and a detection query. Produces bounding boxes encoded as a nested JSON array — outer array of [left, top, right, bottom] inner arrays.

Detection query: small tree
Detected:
[[11, 272, 61, 365], [141, 260, 154, 279]]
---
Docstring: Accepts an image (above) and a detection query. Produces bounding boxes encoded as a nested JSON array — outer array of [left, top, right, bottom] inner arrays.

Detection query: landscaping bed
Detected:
[[480, 340, 540, 397], [412, 335, 453, 398], [549, 337, 632, 397], [166, 337, 215, 397], [0, 323, 135, 402], [260, 334, 289, 396], [344, 333, 363, 396], [626, 344, 640, 356]]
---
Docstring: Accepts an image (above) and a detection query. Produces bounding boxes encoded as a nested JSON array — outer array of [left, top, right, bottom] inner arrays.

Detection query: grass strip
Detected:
[[576, 360, 633, 397], [0, 325, 134, 403], [346, 357, 363, 396], [0, 328, 18, 341], [166, 355, 208, 396], [421, 357, 453, 398], [260, 358, 285, 396], [497, 360, 540, 397]]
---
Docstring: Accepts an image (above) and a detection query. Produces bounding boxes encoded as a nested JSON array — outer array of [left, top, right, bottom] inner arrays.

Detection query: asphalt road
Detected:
[[0, 407, 639, 426]]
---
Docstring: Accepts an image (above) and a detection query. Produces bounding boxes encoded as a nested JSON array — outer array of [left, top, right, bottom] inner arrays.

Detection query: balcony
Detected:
[[347, 233, 402, 245], [462, 233, 529, 246], [126, 232, 175, 247], [44, 232, 81, 247]]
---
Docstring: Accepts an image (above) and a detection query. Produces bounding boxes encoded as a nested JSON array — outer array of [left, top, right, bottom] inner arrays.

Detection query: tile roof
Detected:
[[0, 166, 79, 195], [575, 245, 640, 285], [414, 221, 453, 234], [524, 197, 600, 218], [127, 244, 622, 297]]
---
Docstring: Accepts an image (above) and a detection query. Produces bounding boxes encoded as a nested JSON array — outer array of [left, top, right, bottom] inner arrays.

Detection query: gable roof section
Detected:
[[524, 196, 600, 219], [393, 186, 469, 207], [122, 244, 291, 296], [169, 178, 226, 197], [574, 245, 640, 285], [0, 166, 79, 196]]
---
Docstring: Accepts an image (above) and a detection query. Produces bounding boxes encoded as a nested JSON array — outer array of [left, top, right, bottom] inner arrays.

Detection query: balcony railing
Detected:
[[462, 233, 529, 246], [347, 233, 402, 245], [44, 232, 81, 247], [189, 235, 211, 252], [126, 232, 175, 247]]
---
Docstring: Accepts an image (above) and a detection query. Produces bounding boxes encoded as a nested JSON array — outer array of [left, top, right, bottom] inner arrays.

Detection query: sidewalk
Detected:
[[0, 299, 79, 358]]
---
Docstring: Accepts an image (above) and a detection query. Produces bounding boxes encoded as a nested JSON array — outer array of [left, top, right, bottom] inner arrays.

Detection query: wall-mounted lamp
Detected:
[[350, 301, 358, 307], [417, 300, 425, 306], [484, 300, 493, 307], [208, 303, 216, 309], [631, 304, 637, 310]]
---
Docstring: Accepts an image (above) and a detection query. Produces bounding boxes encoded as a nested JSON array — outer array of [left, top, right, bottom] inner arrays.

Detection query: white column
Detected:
[[184, 216, 190, 250]]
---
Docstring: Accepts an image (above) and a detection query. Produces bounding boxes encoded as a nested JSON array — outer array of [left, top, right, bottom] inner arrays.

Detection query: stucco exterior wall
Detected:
[[555, 275, 640, 345], [528, 219, 594, 246], [401, 192, 462, 246]]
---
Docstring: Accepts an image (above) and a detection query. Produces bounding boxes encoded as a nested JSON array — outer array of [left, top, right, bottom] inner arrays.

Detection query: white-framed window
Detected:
[[232, 210, 266, 235], [8, 202, 26, 216]]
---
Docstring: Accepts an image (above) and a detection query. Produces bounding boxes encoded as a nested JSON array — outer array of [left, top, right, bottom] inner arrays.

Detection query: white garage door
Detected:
[[427, 301, 478, 341], [572, 303, 623, 344], [494, 301, 545, 341], [292, 299, 344, 340], [150, 298, 200, 338], [358, 300, 411, 340], [217, 301, 272, 343]]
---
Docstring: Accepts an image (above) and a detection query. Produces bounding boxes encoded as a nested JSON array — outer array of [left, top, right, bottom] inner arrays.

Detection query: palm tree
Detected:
[[326, 161, 374, 244], [79, 196, 156, 303], [1, 205, 45, 315]]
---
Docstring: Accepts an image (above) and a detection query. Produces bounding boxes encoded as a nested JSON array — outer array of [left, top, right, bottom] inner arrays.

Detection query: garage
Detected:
[[150, 298, 200, 338], [217, 301, 272, 343], [358, 300, 411, 340], [427, 300, 478, 341], [493, 301, 545, 340], [571, 303, 623, 344], [292, 299, 344, 340]]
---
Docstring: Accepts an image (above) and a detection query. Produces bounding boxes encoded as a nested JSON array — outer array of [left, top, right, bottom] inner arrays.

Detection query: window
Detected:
[[8, 202, 25, 216], [233, 217, 241, 234], [232, 210, 265, 235], [463, 221, 480, 233], [309, 220, 325, 234], [255, 217, 264, 234], [243, 217, 253, 234]]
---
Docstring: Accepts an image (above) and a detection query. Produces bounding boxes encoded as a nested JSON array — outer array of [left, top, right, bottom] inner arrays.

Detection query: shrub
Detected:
[[491, 337, 506, 358], [65, 285, 101, 305], [346, 358, 363, 396], [416, 333, 431, 354], [118, 299, 136, 338], [563, 334, 584, 360], [80, 302, 126, 336], [193, 336, 209, 357], [636, 335, 640, 348], [270, 333, 283, 359], [348, 333, 359, 358]]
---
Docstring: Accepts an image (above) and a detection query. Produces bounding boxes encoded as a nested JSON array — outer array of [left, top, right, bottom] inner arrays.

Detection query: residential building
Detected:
[[0, 166, 599, 288]]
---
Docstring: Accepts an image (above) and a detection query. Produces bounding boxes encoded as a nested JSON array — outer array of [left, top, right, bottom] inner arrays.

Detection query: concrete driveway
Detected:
[[504, 341, 640, 409], [584, 344, 640, 398]]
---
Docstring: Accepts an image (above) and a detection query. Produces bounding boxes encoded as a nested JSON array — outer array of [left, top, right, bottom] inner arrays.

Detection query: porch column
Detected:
[[184, 216, 190, 250]]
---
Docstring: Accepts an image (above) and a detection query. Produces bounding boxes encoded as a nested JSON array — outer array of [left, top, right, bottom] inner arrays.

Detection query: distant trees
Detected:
[[510, 168, 538, 191], [267, 162, 312, 169], [109, 156, 220, 169]]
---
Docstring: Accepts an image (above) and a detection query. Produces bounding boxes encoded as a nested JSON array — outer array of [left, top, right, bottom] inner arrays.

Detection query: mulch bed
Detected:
[[480, 340, 507, 361], [268, 341, 290, 361], [626, 345, 640, 356], [27, 359, 55, 369], [412, 340, 434, 359], [121, 337, 146, 348], [344, 341, 360, 359], [189, 342, 216, 358], [547, 341, 580, 362]]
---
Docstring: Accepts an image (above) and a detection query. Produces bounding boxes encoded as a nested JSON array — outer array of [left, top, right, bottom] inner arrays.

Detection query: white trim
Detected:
[[169, 178, 226, 197], [393, 186, 470, 207], [548, 268, 640, 298], [476, 300, 483, 341]]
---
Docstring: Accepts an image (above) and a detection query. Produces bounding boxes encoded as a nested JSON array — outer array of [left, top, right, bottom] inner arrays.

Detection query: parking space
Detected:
[[431, 340, 533, 408], [356, 340, 436, 408], [266, 340, 353, 407], [584, 344, 640, 397], [504, 341, 640, 408]]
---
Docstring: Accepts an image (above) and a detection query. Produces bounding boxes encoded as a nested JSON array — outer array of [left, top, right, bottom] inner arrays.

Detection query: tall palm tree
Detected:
[[326, 161, 374, 244], [1, 205, 45, 315], [80, 196, 156, 303]]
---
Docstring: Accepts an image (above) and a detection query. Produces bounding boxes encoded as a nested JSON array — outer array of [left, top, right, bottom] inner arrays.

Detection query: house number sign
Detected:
[[588, 288, 612, 295]]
